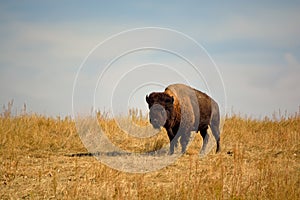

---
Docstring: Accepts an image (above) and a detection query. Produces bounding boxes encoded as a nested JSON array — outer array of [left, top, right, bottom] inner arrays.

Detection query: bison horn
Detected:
[[165, 96, 174, 104]]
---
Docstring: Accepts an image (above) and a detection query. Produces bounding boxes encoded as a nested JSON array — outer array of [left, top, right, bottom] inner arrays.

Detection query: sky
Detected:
[[0, 1, 299, 118]]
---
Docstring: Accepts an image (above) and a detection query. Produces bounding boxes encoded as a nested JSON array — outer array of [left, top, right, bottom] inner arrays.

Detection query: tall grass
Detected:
[[0, 103, 299, 199], [96, 109, 169, 153]]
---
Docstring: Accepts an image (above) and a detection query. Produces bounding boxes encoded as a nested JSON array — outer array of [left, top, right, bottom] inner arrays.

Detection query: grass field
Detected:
[[0, 104, 299, 199]]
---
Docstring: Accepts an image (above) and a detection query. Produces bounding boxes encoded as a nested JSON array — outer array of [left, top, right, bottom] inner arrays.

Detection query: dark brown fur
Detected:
[[146, 84, 220, 154]]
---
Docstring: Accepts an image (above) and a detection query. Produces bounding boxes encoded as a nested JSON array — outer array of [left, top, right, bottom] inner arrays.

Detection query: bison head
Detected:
[[146, 92, 174, 129]]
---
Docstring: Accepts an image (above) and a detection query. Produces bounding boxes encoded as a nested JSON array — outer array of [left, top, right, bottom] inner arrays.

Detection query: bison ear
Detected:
[[146, 95, 150, 104], [171, 96, 174, 104]]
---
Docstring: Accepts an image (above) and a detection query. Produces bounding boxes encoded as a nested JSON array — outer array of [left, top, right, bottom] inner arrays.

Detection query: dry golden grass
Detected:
[[0, 104, 299, 199]]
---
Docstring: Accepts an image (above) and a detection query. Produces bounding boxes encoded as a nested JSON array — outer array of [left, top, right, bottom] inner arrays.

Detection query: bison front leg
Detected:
[[166, 128, 177, 155], [180, 131, 191, 154]]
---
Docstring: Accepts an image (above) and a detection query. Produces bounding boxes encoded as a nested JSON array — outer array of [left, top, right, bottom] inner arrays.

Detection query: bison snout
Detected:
[[150, 119, 161, 129]]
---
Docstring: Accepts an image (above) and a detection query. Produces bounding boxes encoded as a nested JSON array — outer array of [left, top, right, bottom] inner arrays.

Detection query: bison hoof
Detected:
[[199, 148, 208, 156], [181, 149, 187, 154]]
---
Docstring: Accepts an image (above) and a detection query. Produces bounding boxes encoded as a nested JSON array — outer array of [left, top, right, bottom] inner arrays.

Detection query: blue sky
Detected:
[[0, 1, 299, 118]]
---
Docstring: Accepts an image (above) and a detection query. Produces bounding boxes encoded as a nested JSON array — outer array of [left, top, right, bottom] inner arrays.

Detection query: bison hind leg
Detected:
[[199, 128, 210, 155], [210, 105, 221, 153], [210, 123, 221, 153]]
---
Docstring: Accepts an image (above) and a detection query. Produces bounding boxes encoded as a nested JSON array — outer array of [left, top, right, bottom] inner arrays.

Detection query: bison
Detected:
[[146, 83, 220, 155]]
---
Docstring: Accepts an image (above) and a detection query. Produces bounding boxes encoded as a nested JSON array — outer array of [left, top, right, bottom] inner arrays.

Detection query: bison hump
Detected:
[[165, 84, 201, 129]]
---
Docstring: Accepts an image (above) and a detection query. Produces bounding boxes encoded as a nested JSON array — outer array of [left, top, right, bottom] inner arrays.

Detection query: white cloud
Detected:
[[188, 7, 300, 49], [284, 53, 299, 67], [219, 52, 300, 117], [1, 2, 300, 117], [277, 53, 300, 93]]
